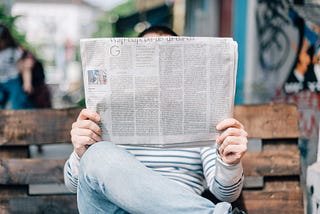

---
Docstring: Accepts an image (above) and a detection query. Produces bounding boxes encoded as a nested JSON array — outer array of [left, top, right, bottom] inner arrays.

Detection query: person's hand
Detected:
[[215, 118, 248, 165], [19, 57, 34, 94], [23, 82, 33, 94], [70, 109, 102, 158]]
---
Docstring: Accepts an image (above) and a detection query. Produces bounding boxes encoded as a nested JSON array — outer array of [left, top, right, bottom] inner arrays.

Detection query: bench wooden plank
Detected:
[[242, 149, 300, 177], [242, 180, 303, 213], [0, 146, 29, 159], [0, 145, 299, 185], [0, 104, 299, 145], [4, 195, 78, 214], [264, 178, 301, 190], [0, 185, 28, 199], [263, 139, 300, 149], [242, 190, 304, 213], [0, 185, 28, 214], [0, 108, 81, 146], [0, 159, 65, 184], [243, 189, 303, 201], [234, 104, 300, 139], [242, 199, 304, 214]]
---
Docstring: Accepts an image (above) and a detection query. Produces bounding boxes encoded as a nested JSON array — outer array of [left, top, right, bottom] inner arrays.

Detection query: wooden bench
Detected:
[[234, 103, 303, 213], [0, 103, 303, 213], [0, 108, 81, 214], [204, 103, 303, 213]]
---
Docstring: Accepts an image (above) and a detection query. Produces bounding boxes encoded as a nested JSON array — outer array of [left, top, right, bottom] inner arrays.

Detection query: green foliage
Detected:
[[0, 4, 33, 52], [112, 0, 136, 17], [0, 4, 17, 24], [93, 0, 137, 38], [77, 97, 86, 108], [92, 13, 114, 38]]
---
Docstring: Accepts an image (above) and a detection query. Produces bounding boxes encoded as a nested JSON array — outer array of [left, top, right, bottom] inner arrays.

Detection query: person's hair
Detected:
[[138, 25, 178, 37], [0, 24, 17, 48]]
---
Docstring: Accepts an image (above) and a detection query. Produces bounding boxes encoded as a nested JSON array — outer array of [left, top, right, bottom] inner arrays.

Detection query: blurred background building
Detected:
[[10, 0, 103, 108], [1, 0, 320, 212], [1, 0, 236, 109]]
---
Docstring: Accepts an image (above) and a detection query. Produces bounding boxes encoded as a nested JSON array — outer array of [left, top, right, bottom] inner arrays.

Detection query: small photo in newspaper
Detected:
[[88, 69, 108, 85]]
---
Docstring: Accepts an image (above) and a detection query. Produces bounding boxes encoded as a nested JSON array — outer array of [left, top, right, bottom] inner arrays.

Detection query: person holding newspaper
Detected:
[[64, 26, 247, 214]]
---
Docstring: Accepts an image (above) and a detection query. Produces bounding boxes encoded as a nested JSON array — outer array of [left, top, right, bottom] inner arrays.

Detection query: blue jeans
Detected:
[[0, 78, 33, 109], [77, 141, 232, 214]]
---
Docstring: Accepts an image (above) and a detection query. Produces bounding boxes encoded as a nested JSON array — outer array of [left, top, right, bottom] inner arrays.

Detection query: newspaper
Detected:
[[80, 37, 238, 147]]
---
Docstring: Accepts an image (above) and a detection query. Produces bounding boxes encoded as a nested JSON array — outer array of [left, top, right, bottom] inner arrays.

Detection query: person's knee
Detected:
[[79, 141, 123, 179]]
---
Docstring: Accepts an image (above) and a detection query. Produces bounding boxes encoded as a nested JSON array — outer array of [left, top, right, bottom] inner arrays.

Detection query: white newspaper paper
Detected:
[[80, 37, 238, 147]]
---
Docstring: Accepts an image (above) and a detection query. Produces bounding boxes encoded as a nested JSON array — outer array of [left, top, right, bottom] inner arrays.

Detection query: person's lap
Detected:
[[77, 141, 232, 214]]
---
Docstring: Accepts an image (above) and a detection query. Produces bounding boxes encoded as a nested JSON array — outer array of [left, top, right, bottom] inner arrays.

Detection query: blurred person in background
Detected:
[[19, 48, 52, 154], [19, 49, 52, 109], [0, 23, 32, 109]]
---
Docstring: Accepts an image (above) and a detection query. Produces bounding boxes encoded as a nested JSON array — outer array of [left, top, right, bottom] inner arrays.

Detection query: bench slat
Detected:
[[0, 146, 29, 158], [264, 179, 301, 190], [0, 104, 299, 145], [0, 185, 28, 199], [234, 104, 300, 139], [242, 149, 300, 176], [0, 146, 300, 185], [4, 195, 78, 214], [0, 159, 65, 184], [242, 189, 304, 214], [0, 108, 81, 146], [242, 189, 303, 201]]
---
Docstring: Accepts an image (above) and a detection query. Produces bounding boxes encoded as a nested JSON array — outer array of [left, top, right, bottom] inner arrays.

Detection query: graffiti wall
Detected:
[[253, 0, 320, 173]]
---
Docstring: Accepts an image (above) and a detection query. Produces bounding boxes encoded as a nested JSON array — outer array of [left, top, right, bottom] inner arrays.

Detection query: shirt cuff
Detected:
[[69, 150, 81, 177], [215, 154, 243, 185]]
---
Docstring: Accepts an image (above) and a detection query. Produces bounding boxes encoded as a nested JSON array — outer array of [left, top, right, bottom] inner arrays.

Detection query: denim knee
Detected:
[[79, 141, 125, 180]]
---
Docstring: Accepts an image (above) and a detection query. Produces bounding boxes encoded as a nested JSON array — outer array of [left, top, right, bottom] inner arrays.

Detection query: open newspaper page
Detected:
[[80, 37, 238, 147]]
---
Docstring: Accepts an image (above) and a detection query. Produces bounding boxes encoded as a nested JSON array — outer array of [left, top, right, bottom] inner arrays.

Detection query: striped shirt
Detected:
[[64, 144, 243, 202]]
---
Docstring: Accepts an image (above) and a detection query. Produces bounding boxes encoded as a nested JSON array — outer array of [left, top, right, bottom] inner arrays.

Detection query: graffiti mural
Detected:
[[256, 0, 320, 130], [255, 0, 320, 189], [256, 0, 291, 71], [283, 8, 320, 94], [255, 0, 320, 95]]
